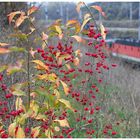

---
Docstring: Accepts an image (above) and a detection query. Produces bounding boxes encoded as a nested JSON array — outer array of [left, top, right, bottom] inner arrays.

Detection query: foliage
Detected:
[[0, 2, 120, 138]]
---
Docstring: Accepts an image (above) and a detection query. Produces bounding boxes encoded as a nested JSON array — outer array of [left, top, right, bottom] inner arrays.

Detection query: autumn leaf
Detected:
[[7, 11, 21, 24], [90, 5, 106, 17], [15, 97, 23, 110], [8, 123, 16, 137], [12, 90, 26, 96], [58, 98, 74, 111], [81, 17, 91, 31], [75, 22, 81, 34], [55, 25, 63, 39], [28, 6, 39, 15], [0, 42, 10, 47], [66, 20, 78, 26], [15, 12, 27, 28], [60, 80, 70, 95], [73, 57, 80, 66], [53, 19, 62, 25], [32, 60, 49, 71], [0, 48, 11, 54], [84, 13, 91, 20], [37, 73, 57, 82], [31, 126, 40, 138], [75, 49, 81, 57], [55, 25, 62, 35], [30, 100, 39, 116], [54, 89, 60, 99], [54, 119, 70, 127], [100, 23, 106, 40], [76, 2, 85, 13], [15, 126, 25, 138], [17, 114, 28, 125]]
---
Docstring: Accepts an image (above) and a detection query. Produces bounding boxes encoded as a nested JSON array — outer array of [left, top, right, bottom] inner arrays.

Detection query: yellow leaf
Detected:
[[81, 17, 91, 31], [32, 60, 49, 71], [55, 25, 62, 34], [15, 126, 25, 138], [100, 23, 106, 40], [65, 64, 71, 70], [31, 126, 40, 138], [54, 119, 70, 127], [76, 2, 85, 13], [7, 11, 21, 24], [84, 13, 91, 20], [60, 80, 69, 95], [66, 20, 78, 26], [72, 35, 85, 43], [8, 122, 16, 137], [15, 97, 23, 110], [38, 73, 57, 82], [0, 48, 11, 54], [27, 6, 38, 15], [75, 49, 81, 57], [17, 114, 28, 125], [75, 22, 81, 34], [53, 19, 62, 25], [37, 74, 48, 80], [54, 89, 60, 99], [30, 100, 39, 115], [15, 12, 27, 28], [90, 5, 106, 17], [73, 57, 80, 66], [58, 98, 74, 112]]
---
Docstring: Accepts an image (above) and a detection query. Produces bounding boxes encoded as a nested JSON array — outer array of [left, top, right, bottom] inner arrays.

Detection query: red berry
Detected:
[[112, 131, 117, 135]]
